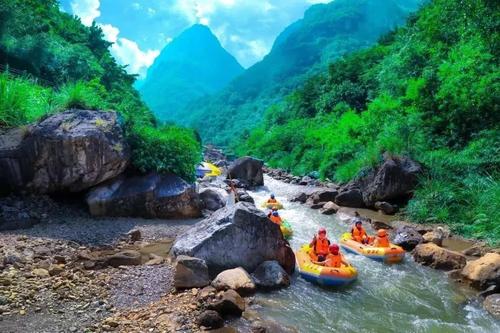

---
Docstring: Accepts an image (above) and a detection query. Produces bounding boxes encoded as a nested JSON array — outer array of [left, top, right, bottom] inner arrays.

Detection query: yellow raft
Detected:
[[340, 233, 405, 264], [261, 201, 284, 210], [296, 244, 357, 287]]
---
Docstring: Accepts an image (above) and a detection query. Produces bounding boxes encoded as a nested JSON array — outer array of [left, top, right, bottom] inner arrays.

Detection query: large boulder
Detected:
[[174, 255, 210, 289], [335, 189, 365, 208], [354, 155, 422, 207], [227, 156, 264, 187], [312, 190, 338, 203], [200, 187, 227, 211], [319, 201, 339, 215], [86, 173, 201, 219], [374, 201, 398, 215], [393, 226, 423, 251], [483, 294, 500, 319], [413, 243, 466, 270], [211, 267, 256, 296], [460, 253, 500, 289], [172, 202, 295, 275], [0, 110, 129, 194], [251, 261, 290, 290], [207, 289, 245, 317]]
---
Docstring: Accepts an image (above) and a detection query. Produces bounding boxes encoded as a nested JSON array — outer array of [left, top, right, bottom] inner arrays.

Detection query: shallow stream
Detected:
[[245, 176, 499, 333]]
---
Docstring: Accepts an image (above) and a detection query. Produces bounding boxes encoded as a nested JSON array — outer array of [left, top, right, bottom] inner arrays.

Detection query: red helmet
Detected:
[[318, 227, 326, 235], [329, 244, 340, 253]]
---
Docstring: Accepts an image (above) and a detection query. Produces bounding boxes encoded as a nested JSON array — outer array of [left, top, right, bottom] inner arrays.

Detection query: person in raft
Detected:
[[315, 244, 349, 268], [310, 227, 331, 262], [267, 194, 278, 203], [269, 210, 283, 225], [373, 229, 390, 247], [267, 207, 278, 218], [351, 220, 374, 244]]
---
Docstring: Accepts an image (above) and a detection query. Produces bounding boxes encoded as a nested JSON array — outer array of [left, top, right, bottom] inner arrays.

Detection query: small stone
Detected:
[[32, 268, 50, 277], [48, 264, 64, 276], [196, 310, 224, 329]]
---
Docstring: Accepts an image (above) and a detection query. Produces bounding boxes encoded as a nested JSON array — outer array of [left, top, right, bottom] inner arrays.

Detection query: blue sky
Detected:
[[60, 0, 330, 77]]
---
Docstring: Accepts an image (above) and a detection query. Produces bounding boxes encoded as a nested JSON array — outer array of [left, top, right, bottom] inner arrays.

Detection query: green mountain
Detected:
[[139, 24, 244, 122], [182, 0, 422, 145], [238, 0, 499, 243]]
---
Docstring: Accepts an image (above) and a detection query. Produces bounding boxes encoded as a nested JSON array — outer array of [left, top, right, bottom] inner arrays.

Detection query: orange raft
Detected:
[[296, 244, 357, 287], [340, 233, 405, 264]]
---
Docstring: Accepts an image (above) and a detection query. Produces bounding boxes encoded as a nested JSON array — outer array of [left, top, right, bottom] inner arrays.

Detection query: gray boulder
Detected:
[[374, 201, 399, 215], [355, 155, 422, 207], [0, 110, 128, 194], [174, 255, 210, 289], [393, 225, 423, 251], [197, 310, 224, 329], [86, 173, 201, 219], [312, 189, 339, 203], [251, 261, 290, 290], [200, 187, 227, 211], [335, 188, 365, 208], [227, 156, 264, 187], [320, 201, 340, 215], [172, 202, 295, 276], [483, 294, 500, 319], [207, 289, 245, 317]]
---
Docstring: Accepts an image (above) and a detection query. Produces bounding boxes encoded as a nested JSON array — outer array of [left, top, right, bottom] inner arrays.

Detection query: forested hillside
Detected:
[[139, 24, 244, 123], [238, 0, 500, 242], [0, 0, 200, 180], [182, 0, 422, 145]]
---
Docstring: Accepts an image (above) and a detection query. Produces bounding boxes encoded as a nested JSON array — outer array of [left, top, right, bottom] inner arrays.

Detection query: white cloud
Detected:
[[70, 0, 100, 26], [99, 24, 119, 43], [111, 38, 159, 78]]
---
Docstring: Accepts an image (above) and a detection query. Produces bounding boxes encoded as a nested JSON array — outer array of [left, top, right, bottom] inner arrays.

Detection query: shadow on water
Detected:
[[242, 175, 499, 333]]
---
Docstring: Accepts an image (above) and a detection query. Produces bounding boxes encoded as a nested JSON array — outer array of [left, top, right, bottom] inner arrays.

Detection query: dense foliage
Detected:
[[181, 0, 421, 145], [238, 0, 500, 243], [0, 0, 200, 181]]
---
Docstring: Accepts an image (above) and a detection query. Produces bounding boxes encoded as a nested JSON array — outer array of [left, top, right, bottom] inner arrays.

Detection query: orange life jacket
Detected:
[[270, 215, 283, 225], [374, 235, 390, 247], [267, 198, 277, 203], [312, 238, 330, 255], [325, 253, 342, 268], [351, 226, 368, 243]]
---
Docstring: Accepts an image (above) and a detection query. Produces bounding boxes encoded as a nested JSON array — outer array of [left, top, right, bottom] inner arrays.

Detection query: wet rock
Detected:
[[86, 173, 201, 219], [127, 229, 142, 242], [144, 254, 164, 266], [354, 155, 422, 207], [393, 226, 423, 251], [172, 202, 295, 276], [335, 189, 365, 208], [48, 264, 64, 276], [299, 176, 313, 186], [0, 110, 129, 193], [251, 261, 290, 290], [212, 267, 256, 296], [197, 310, 224, 329], [174, 255, 210, 289], [422, 228, 445, 247], [312, 190, 338, 203], [227, 156, 264, 187], [462, 245, 488, 257], [290, 192, 308, 203], [371, 220, 392, 230], [236, 189, 255, 204], [308, 202, 326, 210], [374, 201, 398, 215], [208, 289, 245, 317], [413, 243, 466, 270], [320, 201, 339, 215], [104, 250, 141, 267], [200, 187, 227, 211], [478, 285, 500, 298], [461, 253, 500, 289], [483, 294, 500, 319]]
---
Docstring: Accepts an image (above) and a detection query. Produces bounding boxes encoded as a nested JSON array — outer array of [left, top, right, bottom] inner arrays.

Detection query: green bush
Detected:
[[54, 80, 107, 111], [129, 125, 201, 181], [0, 73, 52, 127]]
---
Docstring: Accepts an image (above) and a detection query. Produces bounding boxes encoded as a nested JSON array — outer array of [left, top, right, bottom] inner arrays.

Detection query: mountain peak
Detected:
[[139, 24, 243, 122]]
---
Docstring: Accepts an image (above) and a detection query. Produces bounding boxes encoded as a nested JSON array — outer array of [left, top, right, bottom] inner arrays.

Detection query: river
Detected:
[[243, 176, 499, 333]]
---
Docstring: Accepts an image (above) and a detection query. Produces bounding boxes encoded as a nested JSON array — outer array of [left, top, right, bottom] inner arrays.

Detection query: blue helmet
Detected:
[[272, 211, 279, 216], [270, 194, 275, 199]]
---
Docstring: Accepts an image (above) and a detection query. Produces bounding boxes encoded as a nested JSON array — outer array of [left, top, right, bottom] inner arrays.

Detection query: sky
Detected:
[[60, 0, 331, 77]]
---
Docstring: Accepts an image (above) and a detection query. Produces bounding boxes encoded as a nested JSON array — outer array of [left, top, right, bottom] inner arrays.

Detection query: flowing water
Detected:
[[246, 176, 499, 333]]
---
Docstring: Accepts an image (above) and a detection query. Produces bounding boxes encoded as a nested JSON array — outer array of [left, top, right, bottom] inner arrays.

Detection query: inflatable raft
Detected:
[[280, 220, 293, 240], [296, 244, 357, 287], [340, 233, 405, 264], [261, 201, 284, 210]]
